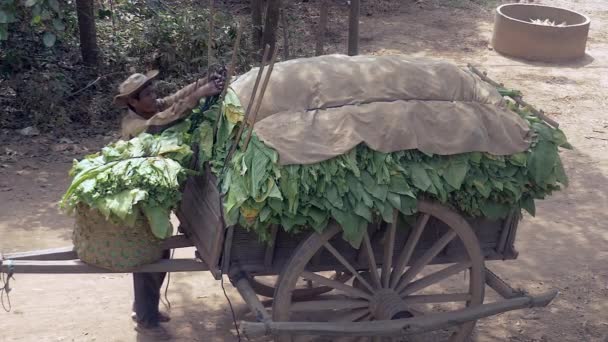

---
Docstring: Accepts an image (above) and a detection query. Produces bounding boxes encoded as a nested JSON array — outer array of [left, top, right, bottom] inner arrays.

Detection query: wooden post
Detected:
[[230, 270, 272, 323], [315, 0, 329, 56], [347, 0, 360, 56]]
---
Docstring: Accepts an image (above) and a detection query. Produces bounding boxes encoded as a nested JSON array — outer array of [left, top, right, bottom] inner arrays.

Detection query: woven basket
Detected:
[[72, 205, 164, 272]]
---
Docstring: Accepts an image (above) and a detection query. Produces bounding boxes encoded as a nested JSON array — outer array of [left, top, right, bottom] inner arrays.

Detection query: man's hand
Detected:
[[201, 71, 226, 97]]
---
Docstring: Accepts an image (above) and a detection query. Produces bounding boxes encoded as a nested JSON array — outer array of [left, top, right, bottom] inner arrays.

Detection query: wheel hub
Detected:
[[370, 289, 412, 320]]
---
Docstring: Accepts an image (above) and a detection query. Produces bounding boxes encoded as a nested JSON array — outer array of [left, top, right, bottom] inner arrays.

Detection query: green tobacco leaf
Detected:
[[362, 171, 388, 201], [142, 204, 172, 239], [480, 201, 510, 220], [354, 201, 372, 222], [389, 174, 415, 197], [521, 197, 536, 216], [443, 159, 469, 189], [554, 159, 569, 187], [259, 206, 272, 222], [399, 195, 417, 215], [528, 140, 558, 185], [409, 164, 432, 191], [25, 0, 37, 7], [250, 145, 271, 199], [326, 184, 344, 209], [509, 152, 527, 167]]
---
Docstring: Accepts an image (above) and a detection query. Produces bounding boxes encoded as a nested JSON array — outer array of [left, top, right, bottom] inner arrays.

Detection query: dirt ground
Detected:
[[1, 0, 607, 341]]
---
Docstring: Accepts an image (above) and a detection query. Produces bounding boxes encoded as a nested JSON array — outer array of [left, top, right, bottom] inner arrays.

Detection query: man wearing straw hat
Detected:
[[114, 70, 225, 339], [115, 69, 225, 139]]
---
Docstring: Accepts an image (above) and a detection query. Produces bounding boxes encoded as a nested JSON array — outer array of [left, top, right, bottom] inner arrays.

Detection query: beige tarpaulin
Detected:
[[231, 54, 531, 165]]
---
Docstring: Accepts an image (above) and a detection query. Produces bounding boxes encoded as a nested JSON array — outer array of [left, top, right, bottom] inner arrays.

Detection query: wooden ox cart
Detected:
[[1, 63, 557, 341], [1, 163, 556, 341]]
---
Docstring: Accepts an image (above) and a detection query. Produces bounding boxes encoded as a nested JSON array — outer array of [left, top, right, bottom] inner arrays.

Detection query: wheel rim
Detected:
[[249, 272, 353, 300], [272, 200, 485, 341]]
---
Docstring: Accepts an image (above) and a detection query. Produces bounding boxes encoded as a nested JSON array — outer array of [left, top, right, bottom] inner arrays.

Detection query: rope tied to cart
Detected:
[[1, 259, 15, 312]]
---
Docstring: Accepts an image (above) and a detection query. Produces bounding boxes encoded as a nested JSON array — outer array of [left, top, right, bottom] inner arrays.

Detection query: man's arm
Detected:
[[157, 76, 209, 110], [147, 81, 224, 127]]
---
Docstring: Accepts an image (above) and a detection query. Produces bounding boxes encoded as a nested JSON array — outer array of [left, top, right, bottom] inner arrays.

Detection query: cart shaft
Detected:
[[240, 290, 557, 338]]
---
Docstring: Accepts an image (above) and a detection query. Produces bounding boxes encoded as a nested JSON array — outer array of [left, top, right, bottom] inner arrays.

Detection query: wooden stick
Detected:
[[240, 290, 558, 338], [362, 231, 381, 289], [395, 230, 457, 293], [1, 259, 208, 274], [467, 64, 560, 128], [399, 262, 471, 296], [323, 242, 375, 293], [301, 271, 372, 300], [485, 267, 525, 299], [401, 293, 472, 305], [290, 299, 369, 312], [231, 271, 272, 323], [242, 46, 279, 150], [224, 45, 271, 166], [316, 0, 329, 56], [381, 210, 398, 288], [3, 247, 76, 261], [389, 213, 428, 289]]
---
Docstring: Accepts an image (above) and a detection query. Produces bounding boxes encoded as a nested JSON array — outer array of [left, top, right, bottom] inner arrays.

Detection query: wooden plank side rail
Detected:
[[0, 258, 208, 274], [240, 290, 558, 338], [1, 235, 193, 262]]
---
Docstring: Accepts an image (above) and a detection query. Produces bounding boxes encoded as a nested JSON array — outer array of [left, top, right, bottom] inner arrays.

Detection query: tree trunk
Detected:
[[315, 0, 328, 56], [262, 0, 281, 62], [281, 6, 290, 59], [347, 0, 360, 56], [251, 0, 264, 57], [76, 0, 99, 68]]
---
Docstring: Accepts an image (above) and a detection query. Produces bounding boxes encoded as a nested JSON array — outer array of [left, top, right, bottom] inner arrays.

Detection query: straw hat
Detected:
[[113, 70, 159, 107]]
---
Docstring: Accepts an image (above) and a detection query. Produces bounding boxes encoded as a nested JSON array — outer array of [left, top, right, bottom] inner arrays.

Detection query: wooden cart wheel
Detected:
[[272, 200, 485, 342], [250, 272, 352, 300]]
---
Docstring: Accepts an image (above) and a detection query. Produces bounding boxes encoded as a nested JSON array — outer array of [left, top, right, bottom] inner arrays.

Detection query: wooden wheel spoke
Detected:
[[329, 308, 371, 322], [390, 213, 429, 289], [402, 293, 472, 305], [290, 298, 369, 312], [399, 262, 472, 296], [395, 230, 457, 293], [324, 242, 375, 293], [301, 271, 372, 300], [362, 231, 382, 289], [381, 210, 398, 288]]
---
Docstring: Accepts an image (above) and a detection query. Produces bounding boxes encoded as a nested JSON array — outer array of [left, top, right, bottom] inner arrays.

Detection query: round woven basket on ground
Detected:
[[73, 205, 164, 272]]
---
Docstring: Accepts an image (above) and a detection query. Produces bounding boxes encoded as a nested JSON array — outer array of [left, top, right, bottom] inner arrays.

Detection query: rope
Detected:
[[221, 275, 242, 342], [1, 260, 15, 312], [160, 248, 175, 312]]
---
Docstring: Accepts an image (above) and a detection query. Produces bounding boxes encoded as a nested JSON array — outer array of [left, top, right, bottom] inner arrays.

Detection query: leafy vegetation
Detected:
[[208, 100, 570, 245], [61, 128, 193, 239]]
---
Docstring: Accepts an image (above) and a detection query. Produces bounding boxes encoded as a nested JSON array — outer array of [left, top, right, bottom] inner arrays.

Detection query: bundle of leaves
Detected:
[[61, 128, 193, 239], [192, 89, 571, 246]]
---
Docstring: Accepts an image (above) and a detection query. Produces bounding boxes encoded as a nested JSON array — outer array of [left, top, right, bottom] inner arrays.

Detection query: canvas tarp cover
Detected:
[[231, 54, 531, 165]]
